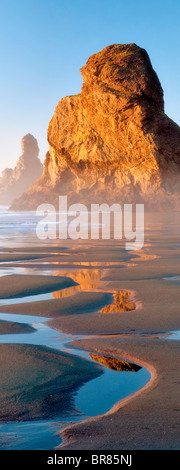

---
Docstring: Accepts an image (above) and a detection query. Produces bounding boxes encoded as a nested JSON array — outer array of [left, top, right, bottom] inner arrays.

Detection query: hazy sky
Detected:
[[0, 0, 179, 174]]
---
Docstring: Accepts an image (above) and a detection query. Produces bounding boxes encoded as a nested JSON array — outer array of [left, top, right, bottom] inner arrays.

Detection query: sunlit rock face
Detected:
[[11, 44, 180, 210], [0, 134, 43, 206]]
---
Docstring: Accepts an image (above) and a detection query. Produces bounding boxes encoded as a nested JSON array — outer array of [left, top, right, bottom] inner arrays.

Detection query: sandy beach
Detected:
[[0, 320, 35, 335], [0, 274, 76, 299], [0, 211, 179, 450], [61, 336, 180, 450], [0, 343, 102, 422]]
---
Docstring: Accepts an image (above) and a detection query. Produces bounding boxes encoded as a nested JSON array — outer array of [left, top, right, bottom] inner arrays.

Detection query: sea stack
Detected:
[[0, 134, 43, 206], [11, 44, 180, 210]]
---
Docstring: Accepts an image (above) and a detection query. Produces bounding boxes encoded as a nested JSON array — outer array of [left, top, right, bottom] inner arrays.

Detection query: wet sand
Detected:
[[0, 319, 35, 335], [0, 211, 180, 449], [49, 277, 180, 335], [0, 343, 102, 422], [61, 336, 180, 450], [0, 253, 51, 262], [0, 274, 76, 299], [0, 291, 113, 317]]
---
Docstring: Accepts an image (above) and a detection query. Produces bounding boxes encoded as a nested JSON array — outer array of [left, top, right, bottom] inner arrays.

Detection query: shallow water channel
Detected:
[[0, 288, 150, 450], [0, 208, 179, 449]]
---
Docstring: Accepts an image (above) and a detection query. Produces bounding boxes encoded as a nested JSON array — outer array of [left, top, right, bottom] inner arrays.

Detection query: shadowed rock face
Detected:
[[0, 134, 43, 205], [11, 44, 180, 210]]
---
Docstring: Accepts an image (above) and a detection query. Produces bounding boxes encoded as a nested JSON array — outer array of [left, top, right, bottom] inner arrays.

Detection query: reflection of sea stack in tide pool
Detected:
[[11, 43, 180, 211], [89, 353, 141, 372], [0, 134, 43, 206]]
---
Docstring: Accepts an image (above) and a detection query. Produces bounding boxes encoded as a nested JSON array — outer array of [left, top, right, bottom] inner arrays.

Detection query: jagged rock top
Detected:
[[0, 134, 43, 205], [80, 43, 164, 111], [21, 134, 39, 159]]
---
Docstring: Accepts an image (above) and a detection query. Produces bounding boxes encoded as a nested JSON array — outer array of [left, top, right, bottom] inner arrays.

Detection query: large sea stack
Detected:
[[11, 44, 180, 210]]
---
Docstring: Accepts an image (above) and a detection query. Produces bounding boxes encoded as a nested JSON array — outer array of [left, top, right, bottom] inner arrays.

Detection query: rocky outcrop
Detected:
[[11, 44, 180, 210], [0, 134, 43, 206]]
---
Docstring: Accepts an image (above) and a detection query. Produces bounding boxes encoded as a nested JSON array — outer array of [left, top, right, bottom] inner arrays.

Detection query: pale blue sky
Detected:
[[0, 0, 179, 173]]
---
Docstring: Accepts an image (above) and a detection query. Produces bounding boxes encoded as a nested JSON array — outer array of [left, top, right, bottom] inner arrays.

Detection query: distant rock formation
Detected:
[[11, 44, 180, 210], [0, 134, 43, 206]]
